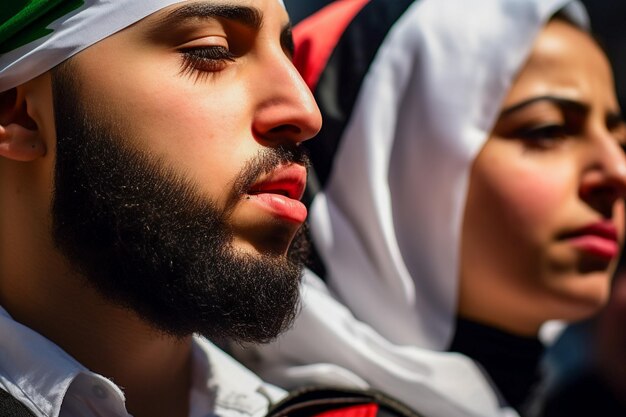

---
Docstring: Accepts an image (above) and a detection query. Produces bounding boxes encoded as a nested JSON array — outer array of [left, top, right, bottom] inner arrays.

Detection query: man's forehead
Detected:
[[151, 0, 289, 29], [0, 0, 286, 92]]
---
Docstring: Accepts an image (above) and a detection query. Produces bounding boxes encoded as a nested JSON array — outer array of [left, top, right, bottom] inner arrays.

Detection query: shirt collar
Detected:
[[0, 306, 283, 417], [0, 305, 89, 416], [190, 337, 285, 417]]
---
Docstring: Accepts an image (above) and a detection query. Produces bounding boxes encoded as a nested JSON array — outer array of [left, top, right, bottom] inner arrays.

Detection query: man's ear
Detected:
[[0, 87, 47, 162]]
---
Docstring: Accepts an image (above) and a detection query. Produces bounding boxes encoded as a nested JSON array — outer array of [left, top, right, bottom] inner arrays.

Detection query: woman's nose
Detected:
[[579, 130, 626, 216]]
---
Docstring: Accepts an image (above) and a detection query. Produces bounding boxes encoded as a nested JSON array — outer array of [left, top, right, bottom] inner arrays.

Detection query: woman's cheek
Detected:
[[489, 162, 572, 236]]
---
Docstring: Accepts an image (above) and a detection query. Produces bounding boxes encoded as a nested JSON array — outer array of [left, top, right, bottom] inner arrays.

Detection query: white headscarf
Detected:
[[235, 1, 588, 416], [0, 0, 285, 92]]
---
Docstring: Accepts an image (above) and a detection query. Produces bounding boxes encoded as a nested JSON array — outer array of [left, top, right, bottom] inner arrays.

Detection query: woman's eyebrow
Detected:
[[153, 2, 263, 31], [500, 95, 589, 117]]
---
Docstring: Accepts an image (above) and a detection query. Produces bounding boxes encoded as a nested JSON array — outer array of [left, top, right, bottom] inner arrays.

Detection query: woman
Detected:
[[234, 0, 626, 416]]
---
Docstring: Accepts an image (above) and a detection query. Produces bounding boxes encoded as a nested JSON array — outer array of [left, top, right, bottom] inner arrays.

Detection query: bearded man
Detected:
[[0, 1, 321, 416]]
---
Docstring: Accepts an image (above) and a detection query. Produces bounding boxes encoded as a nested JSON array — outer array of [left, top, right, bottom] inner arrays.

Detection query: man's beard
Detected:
[[50, 65, 308, 343]]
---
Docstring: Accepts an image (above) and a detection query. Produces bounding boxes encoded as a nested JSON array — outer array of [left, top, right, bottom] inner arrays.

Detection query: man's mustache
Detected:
[[225, 145, 310, 211]]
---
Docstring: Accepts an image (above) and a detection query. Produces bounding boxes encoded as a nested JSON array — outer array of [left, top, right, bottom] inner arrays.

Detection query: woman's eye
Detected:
[[179, 46, 236, 77], [516, 124, 569, 149], [609, 122, 626, 148]]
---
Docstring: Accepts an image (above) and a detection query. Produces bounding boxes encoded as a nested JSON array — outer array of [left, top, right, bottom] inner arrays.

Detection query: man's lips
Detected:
[[246, 164, 307, 223], [562, 221, 620, 260], [248, 164, 306, 200]]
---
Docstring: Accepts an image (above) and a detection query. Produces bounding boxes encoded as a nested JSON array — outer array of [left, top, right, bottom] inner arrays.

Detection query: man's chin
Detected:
[[230, 231, 298, 257], [228, 208, 306, 257]]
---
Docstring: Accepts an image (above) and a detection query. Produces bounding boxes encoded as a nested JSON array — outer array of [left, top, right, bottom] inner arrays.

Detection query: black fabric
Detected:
[[536, 370, 626, 417], [303, 0, 416, 199], [0, 389, 36, 417], [267, 386, 425, 417], [448, 317, 544, 412], [526, 320, 626, 416], [284, 0, 334, 25]]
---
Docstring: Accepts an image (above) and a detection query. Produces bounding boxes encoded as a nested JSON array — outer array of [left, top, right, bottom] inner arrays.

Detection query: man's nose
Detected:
[[252, 53, 322, 147]]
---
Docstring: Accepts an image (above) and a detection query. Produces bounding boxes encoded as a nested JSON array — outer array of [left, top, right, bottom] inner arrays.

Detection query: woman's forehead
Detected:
[[503, 19, 615, 110]]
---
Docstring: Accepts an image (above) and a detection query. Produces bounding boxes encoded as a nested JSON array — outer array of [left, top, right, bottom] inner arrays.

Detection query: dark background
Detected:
[[581, 0, 626, 109], [285, 0, 626, 108]]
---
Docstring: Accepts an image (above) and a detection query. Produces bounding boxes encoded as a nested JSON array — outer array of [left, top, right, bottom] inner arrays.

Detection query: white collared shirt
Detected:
[[0, 306, 285, 417]]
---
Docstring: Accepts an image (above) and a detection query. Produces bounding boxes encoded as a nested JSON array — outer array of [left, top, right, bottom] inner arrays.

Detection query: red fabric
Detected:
[[313, 404, 379, 417], [293, 0, 370, 91]]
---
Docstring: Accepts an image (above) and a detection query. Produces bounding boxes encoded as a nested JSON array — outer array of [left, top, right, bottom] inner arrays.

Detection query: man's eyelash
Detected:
[[179, 46, 236, 80]]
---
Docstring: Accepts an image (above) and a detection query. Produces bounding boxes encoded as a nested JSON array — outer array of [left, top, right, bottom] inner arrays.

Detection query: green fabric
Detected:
[[0, 0, 85, 54]]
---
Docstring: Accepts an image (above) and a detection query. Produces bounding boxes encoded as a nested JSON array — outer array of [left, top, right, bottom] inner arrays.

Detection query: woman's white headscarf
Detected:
[[236, 1, 588, 416]]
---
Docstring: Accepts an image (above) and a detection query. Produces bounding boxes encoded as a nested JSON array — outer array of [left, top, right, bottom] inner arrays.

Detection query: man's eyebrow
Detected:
[[156, 2, 263, 30], [500, 95, 589, 117]]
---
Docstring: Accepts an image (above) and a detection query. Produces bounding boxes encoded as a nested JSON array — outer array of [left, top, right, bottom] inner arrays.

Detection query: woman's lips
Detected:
[[247, 164, 307, 223], [563, 221, 620, 260]]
